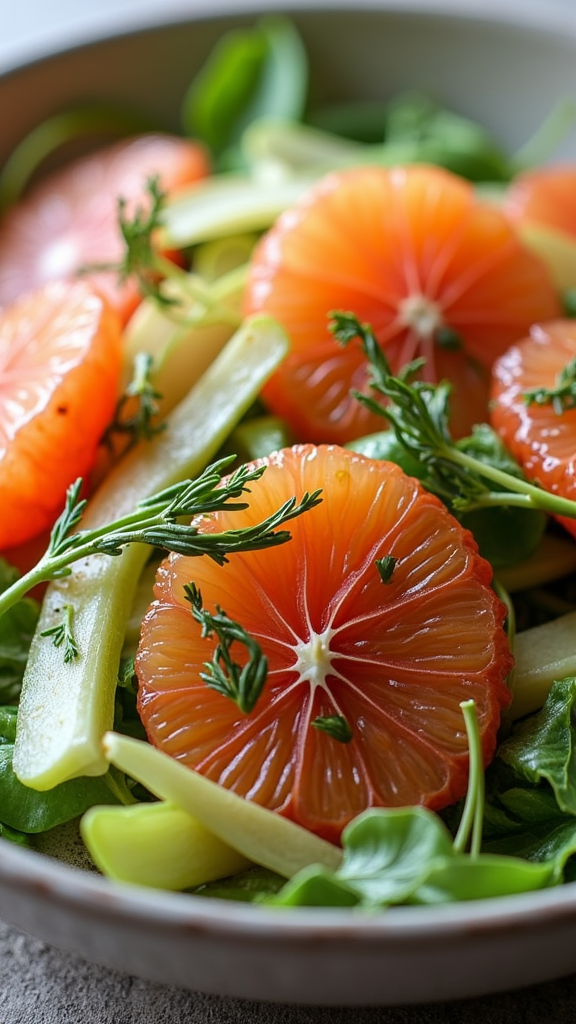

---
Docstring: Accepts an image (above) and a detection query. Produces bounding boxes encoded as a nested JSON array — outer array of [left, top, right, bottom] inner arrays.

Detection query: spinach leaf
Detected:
[[0, 740, 127, 834], [382, 90, 512, 182], [498, 676, 576, 814], [411, 853, 553, 904], [182, 16, 307, 168], [0, 821, 32, 847], [0, 558, 40, 703], [191, 865, 285, 902]]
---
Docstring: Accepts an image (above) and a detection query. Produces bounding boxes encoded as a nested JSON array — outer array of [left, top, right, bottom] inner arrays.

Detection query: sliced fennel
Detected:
[[511, 610, 576, 720], [160, 174, 312, 249], [102, 731, 342, 879], [121, 266, 246, 419], [81, 800, 251, 890], [13, 315, 290, 791]]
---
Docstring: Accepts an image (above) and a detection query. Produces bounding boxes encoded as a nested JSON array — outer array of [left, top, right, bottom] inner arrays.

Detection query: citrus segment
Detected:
[[490, 319, 576, 540], [135, 444, 513, 843], [0, 279, 122, 548], [0, 133, 210, 322], [504, 166, 576, 240], [244, 164, 560, 444]]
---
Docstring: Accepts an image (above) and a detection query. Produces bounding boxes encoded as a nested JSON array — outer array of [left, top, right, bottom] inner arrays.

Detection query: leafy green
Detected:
[[191, 865, 285, 902], [381, 91, 511, 182], [0, 560, 40, 703], [498, 676, 576, 814], [273, 806, 553, 908], [0, 719, 131, 834], [182, 16, 308, 168]]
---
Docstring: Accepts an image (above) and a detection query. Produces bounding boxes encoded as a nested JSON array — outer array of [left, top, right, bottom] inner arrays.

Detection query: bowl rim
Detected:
[[3, 833, 576, 941], [2, 0, 576, 76]]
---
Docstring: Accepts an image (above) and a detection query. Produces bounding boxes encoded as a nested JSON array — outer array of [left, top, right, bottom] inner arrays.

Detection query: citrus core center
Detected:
[[293, 626, 335, 689], [398, 293, 443, 338]]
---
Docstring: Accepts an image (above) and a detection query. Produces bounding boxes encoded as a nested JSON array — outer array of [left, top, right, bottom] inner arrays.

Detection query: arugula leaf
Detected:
[[0, 559, 40, 703]]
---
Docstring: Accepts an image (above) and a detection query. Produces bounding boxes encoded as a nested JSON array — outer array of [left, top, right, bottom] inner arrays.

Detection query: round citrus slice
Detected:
[[0, 133, 210, 323], [244, 164, 560, 444], [135, 444, 513, 843], [504, 166, 576, 239], [0, 279, 123, 549], [491, 319, 576, 541]]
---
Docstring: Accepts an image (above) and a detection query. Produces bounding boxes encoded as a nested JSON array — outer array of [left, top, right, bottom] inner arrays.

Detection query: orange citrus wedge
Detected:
[[0, 133, 210, 323], [491, 319, 576, 540], [505, 166, 576, 239], [244, 164, 560, 443], [135, 444, 513, 843], [0, 279, 122, 548]]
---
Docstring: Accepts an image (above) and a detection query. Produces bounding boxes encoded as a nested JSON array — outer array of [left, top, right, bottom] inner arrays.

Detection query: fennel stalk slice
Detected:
[[13, 314, 289, 791], [102, 731, 342, 879]]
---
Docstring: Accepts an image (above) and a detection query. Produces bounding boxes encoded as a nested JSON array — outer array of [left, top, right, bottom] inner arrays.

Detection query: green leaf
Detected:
[[0, 706, 18, 745], [0, 746, 125, 834], [0, 559, 40, 703], [272, 864, 359, 907], [192, 865, 286, 902], [455, 425, 547, 567], [382, 91, 511, 182], [182, 16, 307, 166], [0, 821, 33, 847], [499, 676, 576, 814], [411, 852, 553, 904], [335, 807, 455, 905]]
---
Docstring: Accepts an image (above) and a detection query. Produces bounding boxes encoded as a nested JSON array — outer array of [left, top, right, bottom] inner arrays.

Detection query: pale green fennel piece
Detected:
[[160, 175, 312, 249], [510, 609, 576, 720], [13, 314, 289, 792], [102, 731, 342, 879], [81, 800, 252, 890]]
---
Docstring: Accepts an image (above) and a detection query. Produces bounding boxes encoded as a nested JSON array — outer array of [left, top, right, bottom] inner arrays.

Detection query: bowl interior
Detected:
[[2, 3, 576, 168]]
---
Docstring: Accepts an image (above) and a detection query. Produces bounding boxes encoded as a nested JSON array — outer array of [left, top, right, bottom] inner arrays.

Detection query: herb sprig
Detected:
[[0, 456, 322, 620], [102, 351, 165, 451], [330, 311, 576, 522], [523, 356, 576, 415], [185, 582, 268, 714]]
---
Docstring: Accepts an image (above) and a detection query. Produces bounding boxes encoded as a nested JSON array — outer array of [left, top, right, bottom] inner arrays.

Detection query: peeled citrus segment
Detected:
[[491, 319, 576, 541], [13, 314, 290, 791], [0, 279, 122, 548], [516, 223, 576, 292], [136, 444, 513, 843], [244, 164, 560, 444], [0, 133, 210, 322], [504, 166, 576, 240]]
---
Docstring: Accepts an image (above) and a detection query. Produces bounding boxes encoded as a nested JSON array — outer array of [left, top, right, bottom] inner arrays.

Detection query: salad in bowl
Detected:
[[3, 0, 576, 1005]]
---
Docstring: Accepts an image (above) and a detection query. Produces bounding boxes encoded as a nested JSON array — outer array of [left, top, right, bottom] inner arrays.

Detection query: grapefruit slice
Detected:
[[504, 166, 576, 239], [0, 279, 122, 548], [0, 133, 210, 323], [135, 444, 513, 843], [244, 164, 560, 444], [491, 319, 576, 541]]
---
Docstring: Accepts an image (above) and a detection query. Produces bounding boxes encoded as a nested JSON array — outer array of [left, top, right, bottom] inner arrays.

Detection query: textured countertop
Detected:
[[3, 1, 576, 1021]]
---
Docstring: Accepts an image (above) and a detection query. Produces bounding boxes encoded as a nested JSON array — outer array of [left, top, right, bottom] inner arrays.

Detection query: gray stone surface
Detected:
[[2, 918, 576, 1023]]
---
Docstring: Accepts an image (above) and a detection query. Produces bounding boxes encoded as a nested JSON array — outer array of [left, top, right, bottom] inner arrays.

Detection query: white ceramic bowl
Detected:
[[2, 0, 576, 1006]]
